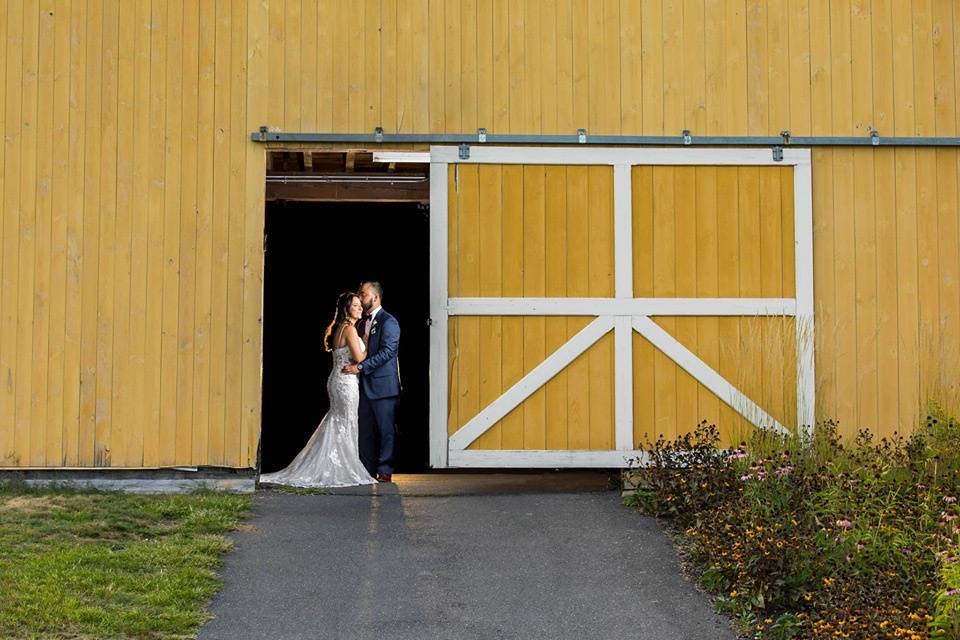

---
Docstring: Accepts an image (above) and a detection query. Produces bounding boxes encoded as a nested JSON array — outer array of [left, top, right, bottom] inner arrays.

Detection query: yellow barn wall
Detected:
[[0, 1, 958, 467]]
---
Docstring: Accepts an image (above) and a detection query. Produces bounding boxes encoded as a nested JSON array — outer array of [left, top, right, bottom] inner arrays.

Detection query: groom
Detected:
[[343, 281, 401, 482]]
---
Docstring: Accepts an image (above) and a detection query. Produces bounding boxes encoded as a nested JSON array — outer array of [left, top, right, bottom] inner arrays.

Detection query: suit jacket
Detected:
[[359, 309, 401, 399]]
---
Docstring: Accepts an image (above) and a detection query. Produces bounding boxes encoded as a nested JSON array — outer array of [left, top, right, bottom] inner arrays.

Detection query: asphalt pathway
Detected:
[[199, 476, 734, 640]]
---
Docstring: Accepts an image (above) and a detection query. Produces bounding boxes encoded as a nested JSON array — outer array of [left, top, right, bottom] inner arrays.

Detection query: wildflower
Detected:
[[945, 496, 957, 504], [946, 589, 960, 597], [836, 518, 853, 529], [729, 590, 738, 598]]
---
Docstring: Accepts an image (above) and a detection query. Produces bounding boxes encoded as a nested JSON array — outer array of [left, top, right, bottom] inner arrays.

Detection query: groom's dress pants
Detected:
[[358, 390, 397, 476]]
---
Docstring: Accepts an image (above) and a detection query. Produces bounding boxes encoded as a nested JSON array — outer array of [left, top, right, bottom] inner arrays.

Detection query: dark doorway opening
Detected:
[[260, 201, 430, 473]]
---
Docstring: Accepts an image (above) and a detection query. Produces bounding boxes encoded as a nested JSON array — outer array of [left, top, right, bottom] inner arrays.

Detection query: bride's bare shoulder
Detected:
[[337, 323, 359, 346], [332, 322, 354, 348]]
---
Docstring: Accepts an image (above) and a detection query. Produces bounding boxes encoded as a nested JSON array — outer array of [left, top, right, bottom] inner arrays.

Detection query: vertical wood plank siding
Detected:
[[448, 165, 614, 449], [632, 166, 797, 444], [1, 1, 959, 466]]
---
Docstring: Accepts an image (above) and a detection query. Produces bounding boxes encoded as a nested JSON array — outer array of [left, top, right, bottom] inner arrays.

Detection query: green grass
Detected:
[[0, 482, 252, 639]]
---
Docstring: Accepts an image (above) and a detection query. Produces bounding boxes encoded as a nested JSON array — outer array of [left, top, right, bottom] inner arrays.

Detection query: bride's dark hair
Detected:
[[323, 291, 359, 352]]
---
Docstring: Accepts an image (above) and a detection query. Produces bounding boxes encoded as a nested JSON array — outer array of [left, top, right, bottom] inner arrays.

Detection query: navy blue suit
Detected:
[[357, 309, 401, 476]]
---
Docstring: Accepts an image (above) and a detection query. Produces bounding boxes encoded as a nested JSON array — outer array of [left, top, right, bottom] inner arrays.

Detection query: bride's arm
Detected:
[[344, 325, 367, 364]]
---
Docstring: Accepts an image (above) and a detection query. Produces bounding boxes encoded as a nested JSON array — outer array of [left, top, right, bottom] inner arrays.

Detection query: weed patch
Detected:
[[626, 417, 960, 639]]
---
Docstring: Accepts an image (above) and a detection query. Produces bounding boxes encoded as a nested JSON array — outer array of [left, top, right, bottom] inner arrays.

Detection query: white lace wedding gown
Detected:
[[260, 342, 376, 488]]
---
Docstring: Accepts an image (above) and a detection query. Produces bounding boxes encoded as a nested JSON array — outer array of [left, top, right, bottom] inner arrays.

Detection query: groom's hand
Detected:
[[342, 363, 360, 375]]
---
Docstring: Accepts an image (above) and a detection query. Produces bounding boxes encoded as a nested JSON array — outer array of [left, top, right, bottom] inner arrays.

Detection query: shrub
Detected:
[[626, 417, 960, 639], [929, 408, 960, 639]]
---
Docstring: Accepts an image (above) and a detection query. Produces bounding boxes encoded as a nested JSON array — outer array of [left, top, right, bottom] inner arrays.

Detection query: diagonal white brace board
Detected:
[[632, 315, 789, 435], [449, 316, 616, 450]]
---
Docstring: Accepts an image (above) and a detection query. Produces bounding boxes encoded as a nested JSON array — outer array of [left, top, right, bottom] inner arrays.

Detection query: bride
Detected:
[[260, 292, 377, 488]]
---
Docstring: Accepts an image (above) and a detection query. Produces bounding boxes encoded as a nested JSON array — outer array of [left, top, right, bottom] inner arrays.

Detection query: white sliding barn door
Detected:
[[429, 147, 814, 469]]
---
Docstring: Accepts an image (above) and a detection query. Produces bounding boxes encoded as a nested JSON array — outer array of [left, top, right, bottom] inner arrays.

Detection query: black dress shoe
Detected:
[[375, 473, 393, 482]]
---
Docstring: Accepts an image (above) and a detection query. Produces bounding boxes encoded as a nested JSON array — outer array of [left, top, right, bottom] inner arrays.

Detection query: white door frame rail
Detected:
[[428, 146, 815, 469]]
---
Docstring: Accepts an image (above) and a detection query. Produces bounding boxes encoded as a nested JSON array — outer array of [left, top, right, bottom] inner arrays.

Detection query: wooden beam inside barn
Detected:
[[265, 179, 429, 203], [265, 151, 429, 203]]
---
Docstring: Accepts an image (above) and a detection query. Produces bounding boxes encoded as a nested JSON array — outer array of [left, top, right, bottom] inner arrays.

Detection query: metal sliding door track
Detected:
[[252, 126, 960, 148]]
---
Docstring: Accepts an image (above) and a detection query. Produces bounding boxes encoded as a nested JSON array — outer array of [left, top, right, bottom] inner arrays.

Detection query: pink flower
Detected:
[[836, 519, 853, 530]]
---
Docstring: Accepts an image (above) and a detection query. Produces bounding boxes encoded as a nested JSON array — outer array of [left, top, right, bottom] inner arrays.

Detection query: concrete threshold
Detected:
[[259, 470, 620, 497]]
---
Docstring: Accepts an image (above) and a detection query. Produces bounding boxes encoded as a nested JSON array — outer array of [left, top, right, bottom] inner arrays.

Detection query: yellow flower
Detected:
[[729, 590, 738, 598]]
